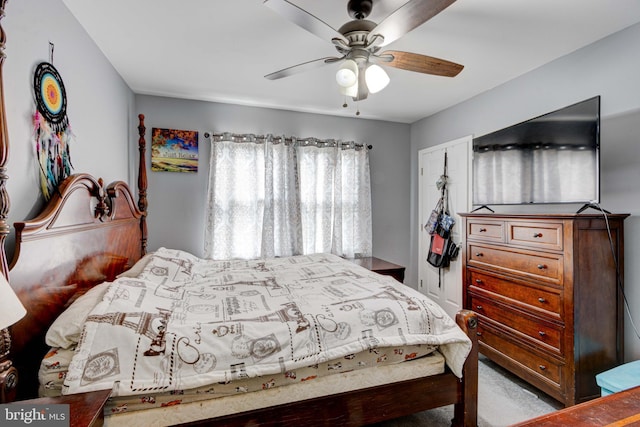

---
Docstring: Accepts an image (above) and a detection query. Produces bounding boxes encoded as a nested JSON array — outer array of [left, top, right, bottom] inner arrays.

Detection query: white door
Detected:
[[418, 136, 472, 319]]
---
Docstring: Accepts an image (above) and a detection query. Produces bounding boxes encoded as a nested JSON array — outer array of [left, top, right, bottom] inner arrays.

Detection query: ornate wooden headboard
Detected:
[[0, 3, 149, 399], [8, 167, 148, 377]]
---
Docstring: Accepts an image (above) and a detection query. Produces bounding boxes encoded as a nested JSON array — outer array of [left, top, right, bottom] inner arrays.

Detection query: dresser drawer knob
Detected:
[[475, 279, 484, 284], [476, 332, 482, 337], [538, 331, 546, 337], [475, 305, 483, 310], [479, 228, 487, 232], [537, 264, 547, 270], [538, 297, 547, 303], [533, 233, 543, 238], [539, 365, 547, 371], [475, 252, 484, 257]]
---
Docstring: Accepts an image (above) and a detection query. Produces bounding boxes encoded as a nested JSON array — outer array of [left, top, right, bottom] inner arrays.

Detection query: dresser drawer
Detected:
[[508, 221, 564, 251], [471, 294, 562, 353], [466, 219, 505, 243], [478, 323, 562, 386], [468, 244, 563, 285], [468, 270, 562, 319]]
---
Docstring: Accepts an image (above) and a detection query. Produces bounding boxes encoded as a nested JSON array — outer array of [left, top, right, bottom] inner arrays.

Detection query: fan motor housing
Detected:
[[338, 20, 376, 46], [348, 0, 373, 20]]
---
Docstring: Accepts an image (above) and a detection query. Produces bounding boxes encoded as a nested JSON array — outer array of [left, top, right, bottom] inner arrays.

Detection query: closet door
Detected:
[[418, 136, 471, 319]]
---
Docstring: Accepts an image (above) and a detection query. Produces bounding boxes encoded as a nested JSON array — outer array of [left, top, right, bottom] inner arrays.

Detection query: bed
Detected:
[[0, 6, 478, 426]]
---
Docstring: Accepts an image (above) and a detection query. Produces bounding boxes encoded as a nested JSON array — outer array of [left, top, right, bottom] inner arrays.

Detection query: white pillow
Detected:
[[45, 282, 111, 349], [116, 252, 154, 278]]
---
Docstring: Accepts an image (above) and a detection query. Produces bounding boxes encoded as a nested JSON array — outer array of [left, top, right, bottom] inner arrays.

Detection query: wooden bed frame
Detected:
[[0, 4, 478, 426]]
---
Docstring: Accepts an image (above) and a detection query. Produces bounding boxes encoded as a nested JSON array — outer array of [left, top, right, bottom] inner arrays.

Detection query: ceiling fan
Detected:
[[264, 0, 464, 103]]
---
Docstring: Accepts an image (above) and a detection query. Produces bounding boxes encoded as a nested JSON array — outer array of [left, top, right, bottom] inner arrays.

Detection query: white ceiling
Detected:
[[62, 0, 640, 124]]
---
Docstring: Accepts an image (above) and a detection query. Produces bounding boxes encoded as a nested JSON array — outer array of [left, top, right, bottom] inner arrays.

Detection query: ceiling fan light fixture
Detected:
[[365, 64, 390, 94], [336, 59, 358, 88], [339, 80, 358, 98], [264, 0, 464, 110]]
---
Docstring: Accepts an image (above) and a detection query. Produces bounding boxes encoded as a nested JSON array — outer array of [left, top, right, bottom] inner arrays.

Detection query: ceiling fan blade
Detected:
[[264, 0, 349, 45], [368, 0, 456, 47], [265, 57, 342, 80], [376, 50, 463, 77]]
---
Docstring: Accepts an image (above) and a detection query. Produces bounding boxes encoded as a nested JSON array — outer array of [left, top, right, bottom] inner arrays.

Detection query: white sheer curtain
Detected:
[[297, 140, 372, 258], [204, 134, 301, 260], [204, 133, 372, 260]]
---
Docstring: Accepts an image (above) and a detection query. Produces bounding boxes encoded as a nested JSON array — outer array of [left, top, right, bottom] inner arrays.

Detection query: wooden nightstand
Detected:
[[12, 389, 111, 427], [349, 256, 405, 283]]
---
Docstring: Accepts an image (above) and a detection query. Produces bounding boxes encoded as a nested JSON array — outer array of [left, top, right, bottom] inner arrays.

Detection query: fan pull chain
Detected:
[[339, 97, 360, 116]]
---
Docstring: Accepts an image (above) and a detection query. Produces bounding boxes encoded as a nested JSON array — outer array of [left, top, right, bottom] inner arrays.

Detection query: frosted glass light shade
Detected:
[[340, 81, 358, 97], [336, 59, 358, 88], [0, 274, 26, 330], [365, 64, 390, 93]]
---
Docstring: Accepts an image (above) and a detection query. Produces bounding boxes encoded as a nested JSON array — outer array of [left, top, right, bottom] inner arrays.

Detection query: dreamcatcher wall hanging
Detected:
[[32, 43, 74, 200]]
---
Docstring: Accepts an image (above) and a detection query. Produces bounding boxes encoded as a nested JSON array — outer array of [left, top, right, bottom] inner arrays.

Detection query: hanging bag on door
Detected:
[[425, 198, 443, 235], [427, 232, 460, 268], [427, 152, 460, 269]]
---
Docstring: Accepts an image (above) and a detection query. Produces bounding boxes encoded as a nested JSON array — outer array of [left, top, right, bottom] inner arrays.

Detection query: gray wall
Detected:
[[409, 23, 640, 361], [135, 95, 411, 268], [4, 0, 135, 258]]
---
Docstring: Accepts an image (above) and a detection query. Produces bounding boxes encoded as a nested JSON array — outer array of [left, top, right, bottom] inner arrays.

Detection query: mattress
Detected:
[[40, 343, 444, 418], [102, 351, 446, 426]]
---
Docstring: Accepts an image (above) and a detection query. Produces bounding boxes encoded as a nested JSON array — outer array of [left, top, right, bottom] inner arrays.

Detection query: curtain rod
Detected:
[[203, 132, 372, 150]]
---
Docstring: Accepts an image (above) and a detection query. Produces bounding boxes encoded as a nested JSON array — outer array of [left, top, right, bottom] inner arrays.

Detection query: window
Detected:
[[205, 134, 371, 260]]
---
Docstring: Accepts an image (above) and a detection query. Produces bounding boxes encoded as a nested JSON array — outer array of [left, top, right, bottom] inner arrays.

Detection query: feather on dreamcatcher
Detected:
[[32, 59, 74, 200]]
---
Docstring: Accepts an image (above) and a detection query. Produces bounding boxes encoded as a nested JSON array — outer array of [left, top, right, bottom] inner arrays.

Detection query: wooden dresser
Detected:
[[460, 213, 628, 406]]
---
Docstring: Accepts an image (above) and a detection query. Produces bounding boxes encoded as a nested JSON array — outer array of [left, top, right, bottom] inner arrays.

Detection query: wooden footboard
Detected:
[[453, 309, 479, 427]]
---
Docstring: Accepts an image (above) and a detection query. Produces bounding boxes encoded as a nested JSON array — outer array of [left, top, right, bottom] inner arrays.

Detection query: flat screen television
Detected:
[[472, 96, 600, 206]]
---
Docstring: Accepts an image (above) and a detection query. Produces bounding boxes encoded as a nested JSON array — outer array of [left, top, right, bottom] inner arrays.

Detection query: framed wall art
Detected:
[[151, 128, 199, 172]]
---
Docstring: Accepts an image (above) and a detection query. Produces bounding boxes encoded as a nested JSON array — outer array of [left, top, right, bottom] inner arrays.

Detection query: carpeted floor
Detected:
[[371, 355, 563, 427]]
